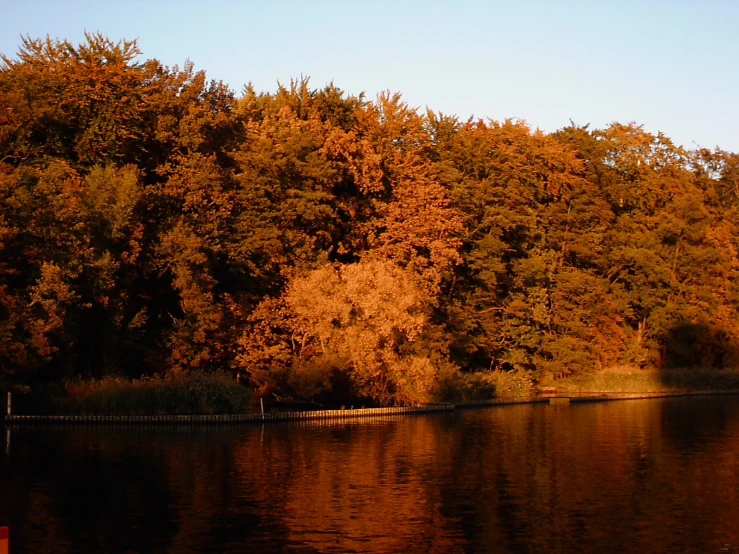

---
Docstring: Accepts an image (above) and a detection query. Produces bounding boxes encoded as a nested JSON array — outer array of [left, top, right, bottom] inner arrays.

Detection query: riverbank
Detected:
[[6, 389, 739, 425], [5, 367, 739, 425], [5, 403, 454, 425], [541, 366, 739, 394]]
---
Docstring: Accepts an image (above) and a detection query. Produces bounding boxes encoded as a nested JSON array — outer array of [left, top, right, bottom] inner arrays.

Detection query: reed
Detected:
[[53, 372, 252, 415], [549, 367, 739, 394]]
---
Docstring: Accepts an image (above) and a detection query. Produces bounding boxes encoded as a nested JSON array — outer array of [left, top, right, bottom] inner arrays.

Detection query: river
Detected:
[[2, 396, 739, 552]]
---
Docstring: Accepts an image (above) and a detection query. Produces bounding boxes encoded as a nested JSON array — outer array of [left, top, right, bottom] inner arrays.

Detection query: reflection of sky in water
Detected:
[[2, 396, 739, 553]]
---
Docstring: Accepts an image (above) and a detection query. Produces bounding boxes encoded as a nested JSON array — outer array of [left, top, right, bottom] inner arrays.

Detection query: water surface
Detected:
[[2, 396, 739, 552]]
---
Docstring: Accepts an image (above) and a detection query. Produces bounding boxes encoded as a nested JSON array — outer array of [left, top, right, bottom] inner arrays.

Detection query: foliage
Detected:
[[2, 34, 739, 408], [236, 260, 459, 406], [438, 370, 535, 402], [54, 371, 252, 415]]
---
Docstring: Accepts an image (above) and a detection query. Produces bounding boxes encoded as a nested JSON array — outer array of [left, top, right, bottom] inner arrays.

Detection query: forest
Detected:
[[2, 35, 739, 407]]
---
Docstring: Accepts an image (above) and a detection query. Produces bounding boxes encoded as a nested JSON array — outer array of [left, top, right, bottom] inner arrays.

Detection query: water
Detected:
[[2, 396, 739, 553]]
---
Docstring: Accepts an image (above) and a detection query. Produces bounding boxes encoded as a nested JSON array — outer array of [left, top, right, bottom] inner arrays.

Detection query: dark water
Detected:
[[2, 397, 739, 553]]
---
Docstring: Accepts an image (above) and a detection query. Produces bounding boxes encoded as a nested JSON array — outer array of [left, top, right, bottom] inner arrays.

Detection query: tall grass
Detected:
[[551, 367, 739, 393], [53, 372, 253, 415], [444, 367, 739, 401]]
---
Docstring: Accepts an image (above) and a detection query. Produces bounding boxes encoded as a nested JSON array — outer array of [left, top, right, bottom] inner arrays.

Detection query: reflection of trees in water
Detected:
[[0, 428, 182, 553], [232, 418, 466, 552], [434, 400, 739, 552], [3, 400, 739, 552], [2, 422, 466, 553]]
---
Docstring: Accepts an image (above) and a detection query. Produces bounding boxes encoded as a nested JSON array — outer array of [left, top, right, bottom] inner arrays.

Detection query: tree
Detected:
[[237, 260, 459, 405]]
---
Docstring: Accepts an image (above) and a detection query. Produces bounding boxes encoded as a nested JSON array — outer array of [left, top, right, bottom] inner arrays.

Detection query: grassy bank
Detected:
[[9, 367, 739, 418], [453, 367, 739, 401], [28, 372, 254, 416], [543, 367, 739, 394]]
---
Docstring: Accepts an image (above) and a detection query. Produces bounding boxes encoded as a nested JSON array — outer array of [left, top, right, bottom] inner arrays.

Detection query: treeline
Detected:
[[1, 35, 738, 405]]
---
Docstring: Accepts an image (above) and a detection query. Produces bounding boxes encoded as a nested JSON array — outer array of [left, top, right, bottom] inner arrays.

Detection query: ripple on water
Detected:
[[1, 397, 739, 552]]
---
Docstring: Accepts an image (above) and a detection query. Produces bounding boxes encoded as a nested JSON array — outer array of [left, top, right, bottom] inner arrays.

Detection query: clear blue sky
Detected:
[[2, 1, 738, 151]]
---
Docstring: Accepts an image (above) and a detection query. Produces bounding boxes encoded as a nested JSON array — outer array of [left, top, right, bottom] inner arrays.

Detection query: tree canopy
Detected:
[[2, 35, 738, 404]]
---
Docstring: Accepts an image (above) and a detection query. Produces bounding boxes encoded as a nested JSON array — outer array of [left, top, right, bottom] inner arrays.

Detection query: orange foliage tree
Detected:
[[2, 34, 739, 403]]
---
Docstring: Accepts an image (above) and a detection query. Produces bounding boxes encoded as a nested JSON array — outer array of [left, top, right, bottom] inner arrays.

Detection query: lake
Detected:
[[2, 396, 739, 553]]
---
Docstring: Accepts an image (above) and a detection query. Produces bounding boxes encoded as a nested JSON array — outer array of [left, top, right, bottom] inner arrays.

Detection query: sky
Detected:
[[2, 0, 738, 151]]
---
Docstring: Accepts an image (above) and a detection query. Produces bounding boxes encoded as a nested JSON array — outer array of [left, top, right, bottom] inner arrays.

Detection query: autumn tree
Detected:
[[237, 260, 458, 405], [2, 33, 738, 402]]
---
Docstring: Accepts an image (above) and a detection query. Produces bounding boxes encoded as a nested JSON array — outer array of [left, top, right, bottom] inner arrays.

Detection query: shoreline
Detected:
[[6, 389, 739, 426]]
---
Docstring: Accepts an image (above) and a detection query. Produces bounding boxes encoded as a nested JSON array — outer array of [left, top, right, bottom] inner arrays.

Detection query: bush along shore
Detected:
[[3, 35, 739, 410], [7, 372, 253, 416]]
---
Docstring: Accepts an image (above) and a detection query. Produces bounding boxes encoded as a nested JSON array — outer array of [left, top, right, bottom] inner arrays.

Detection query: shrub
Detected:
[[57, 371, 252, 415], [438, 370, 535, 402]]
